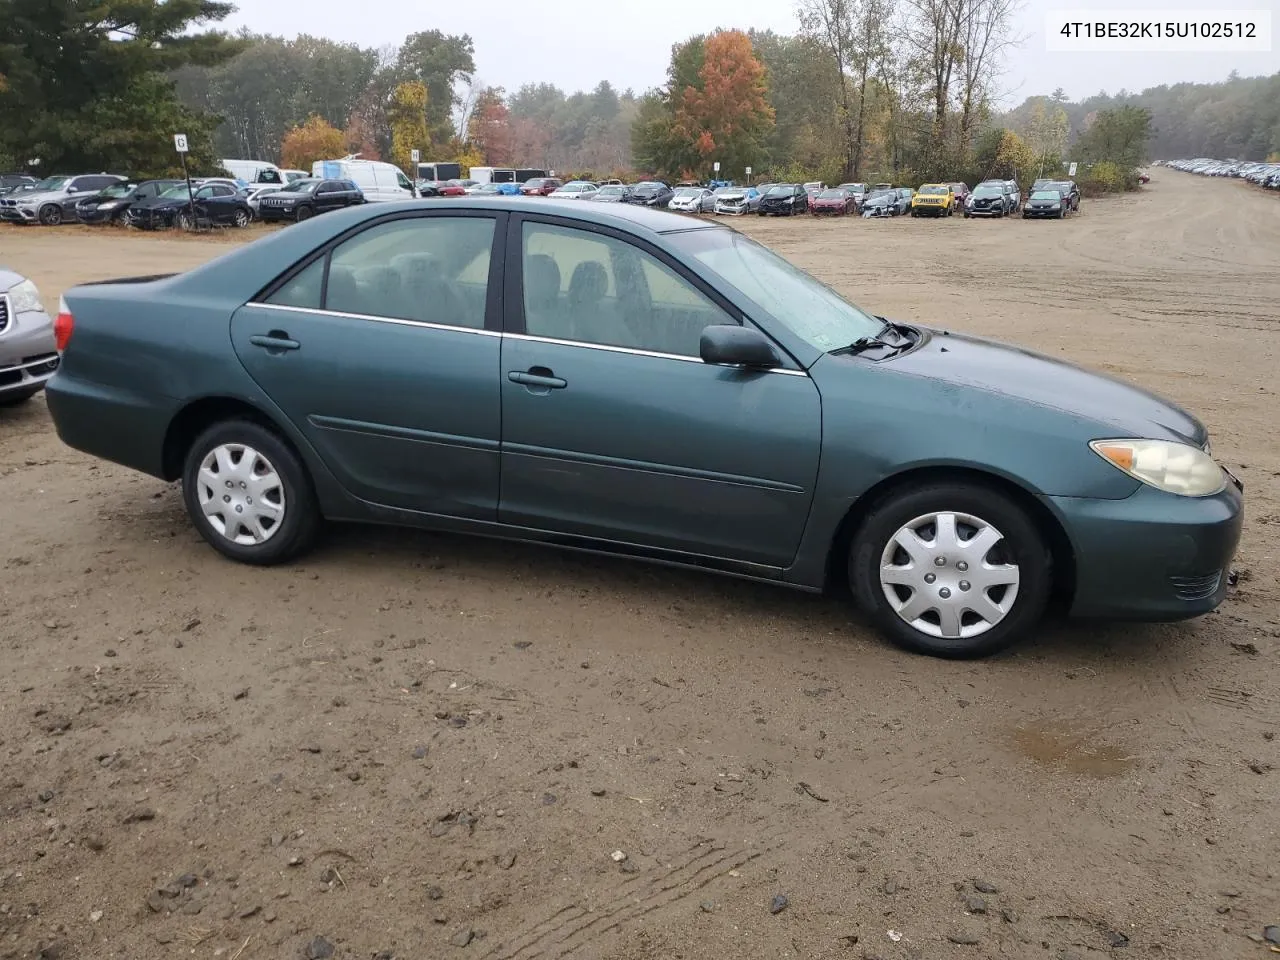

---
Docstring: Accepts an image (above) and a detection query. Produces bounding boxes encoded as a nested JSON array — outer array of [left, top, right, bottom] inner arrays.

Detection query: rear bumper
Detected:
[[45, 374, 175, 478], [1049, 479, 1245, 621]]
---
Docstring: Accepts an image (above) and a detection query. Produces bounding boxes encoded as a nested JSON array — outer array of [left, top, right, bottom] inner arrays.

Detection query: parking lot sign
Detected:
[[173, 134, 188, 154], [713, 161, 720, 173], [1068, 161, 1077, 176], [410, 149, 420, 163]]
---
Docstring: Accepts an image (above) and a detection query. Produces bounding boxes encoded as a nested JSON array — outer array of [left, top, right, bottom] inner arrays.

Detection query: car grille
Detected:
[[0, 295, 9, 334], [1169, 571, 1222, 602]]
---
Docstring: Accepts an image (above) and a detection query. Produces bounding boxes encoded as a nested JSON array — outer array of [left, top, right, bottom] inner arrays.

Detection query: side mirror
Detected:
[[699, 324, 781, 369]]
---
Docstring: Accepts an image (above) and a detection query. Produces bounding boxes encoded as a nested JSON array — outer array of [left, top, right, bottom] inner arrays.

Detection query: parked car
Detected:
[[550, 181, 599, 200], [0, 173, 127, 225], [713, 186, 762, 215], [0, 267, 58, 406], [758, 183, 808, 216], [257, 178, 365, 222], [520, 177, 563, 196], [949, 182, 971, 208], [0, 174, 36, 197], [418, 180, 466, 197], [1049, 179, 1081, 211], [590, 184, 634, 203], [625, 181, 674, 207], [802, 182, 825, 209], [1003, 180, 1022, 212], [810, 188, 856, 215], [312, 158, 415, 202], [44, 198, 1243, 659], [126, 182, 253, 230], [75, 179, 182, 224], [669, 186, 716, 214], [964, 182, 1011, 218], [910, 184, 955, 217], [471, 183, 521, 196], [862, 188, 911, 217], [1022, 187, 1070, 219]]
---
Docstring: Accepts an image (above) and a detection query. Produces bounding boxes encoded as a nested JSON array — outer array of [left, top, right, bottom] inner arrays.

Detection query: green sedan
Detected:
[[44, 198, 1243, 658]]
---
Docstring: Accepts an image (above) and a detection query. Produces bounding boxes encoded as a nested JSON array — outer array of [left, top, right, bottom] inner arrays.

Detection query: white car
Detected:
[[668, 186, 716, 213], [549, 181, 598, 200]]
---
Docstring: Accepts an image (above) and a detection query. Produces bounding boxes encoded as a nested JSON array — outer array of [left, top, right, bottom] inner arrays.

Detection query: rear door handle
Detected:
[[508, 370, 567, 389], [249, 333, 300, 352]]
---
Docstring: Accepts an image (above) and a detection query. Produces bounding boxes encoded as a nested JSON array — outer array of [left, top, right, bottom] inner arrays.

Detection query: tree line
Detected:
[[1, 0, 1275, 185]]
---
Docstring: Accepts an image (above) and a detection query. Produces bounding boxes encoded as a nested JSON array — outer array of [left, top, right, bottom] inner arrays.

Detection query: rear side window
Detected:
[[325, 216, 494, 328], [266, 258, 324, 310]]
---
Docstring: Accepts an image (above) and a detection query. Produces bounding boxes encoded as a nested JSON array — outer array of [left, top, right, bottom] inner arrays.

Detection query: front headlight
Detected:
[[1090, 439, 1225, 497], [6, 278, 43, 314], [98, 201, 121, 210]]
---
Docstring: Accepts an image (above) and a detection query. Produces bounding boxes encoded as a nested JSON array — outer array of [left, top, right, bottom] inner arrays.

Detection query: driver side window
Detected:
[[520, 222, 736, 358]]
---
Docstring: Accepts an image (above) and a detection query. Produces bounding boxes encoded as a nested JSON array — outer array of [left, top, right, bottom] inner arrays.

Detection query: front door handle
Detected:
[[249, 332, 300, 352], [508, 369, 567, 390]]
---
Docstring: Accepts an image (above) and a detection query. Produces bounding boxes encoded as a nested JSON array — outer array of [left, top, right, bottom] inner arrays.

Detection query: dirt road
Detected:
[[1, 173, 1277, 960]]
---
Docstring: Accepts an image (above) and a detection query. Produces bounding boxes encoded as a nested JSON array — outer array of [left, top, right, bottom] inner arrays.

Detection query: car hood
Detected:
[[7, 190, 60, 203], [0, 268, 27, 290], [889, 329, 1207, 445]]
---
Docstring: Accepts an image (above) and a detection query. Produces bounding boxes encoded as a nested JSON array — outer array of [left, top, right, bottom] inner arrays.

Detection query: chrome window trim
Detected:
[[246, 301, 807, 376]]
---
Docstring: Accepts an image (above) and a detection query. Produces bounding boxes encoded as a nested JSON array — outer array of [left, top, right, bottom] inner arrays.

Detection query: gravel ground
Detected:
[[1, 171, 1277, 960]]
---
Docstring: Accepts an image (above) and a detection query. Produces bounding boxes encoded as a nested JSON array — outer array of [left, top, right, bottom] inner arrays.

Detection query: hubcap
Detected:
[[879, 511, 1020, 640], [195, 443, 286, 545]]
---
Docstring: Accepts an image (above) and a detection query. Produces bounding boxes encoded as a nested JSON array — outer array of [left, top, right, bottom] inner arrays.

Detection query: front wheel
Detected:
[[182, 419, 320, 566], [233, 208, 250, 228], [849, 481, 1051, 658], [177, 211, 195, 231], [38, 205, 63, 226], [295, 205, 315, 221]]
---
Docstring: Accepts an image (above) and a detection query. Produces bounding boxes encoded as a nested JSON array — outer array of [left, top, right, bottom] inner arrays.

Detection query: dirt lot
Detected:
[[1, 172, 1277, 960]]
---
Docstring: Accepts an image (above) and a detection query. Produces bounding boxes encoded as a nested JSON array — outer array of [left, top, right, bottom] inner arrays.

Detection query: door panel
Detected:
[[231, 213, 505, 517], [498, 217, 822, 567]]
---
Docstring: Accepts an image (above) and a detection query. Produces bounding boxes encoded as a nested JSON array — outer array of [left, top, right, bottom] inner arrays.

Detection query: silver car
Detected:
[[668, 186, 716, 213], [0, 173, 127, 225], [0, 269, 58, 406]]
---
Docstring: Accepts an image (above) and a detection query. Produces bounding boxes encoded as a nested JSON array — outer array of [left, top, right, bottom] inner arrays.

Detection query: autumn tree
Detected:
[[386, 80, 430, 174], [468, 87, 512, 165], [281, 114, 345, 169], [1024, 98, 1069, 174]]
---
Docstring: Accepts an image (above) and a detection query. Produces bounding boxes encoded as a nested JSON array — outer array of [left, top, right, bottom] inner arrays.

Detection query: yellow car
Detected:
[[911, 184, 955, 217]]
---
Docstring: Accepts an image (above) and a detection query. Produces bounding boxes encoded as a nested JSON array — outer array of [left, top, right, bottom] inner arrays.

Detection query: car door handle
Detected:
[[249, 332, 300, 351], [508, 370, 567, 389]]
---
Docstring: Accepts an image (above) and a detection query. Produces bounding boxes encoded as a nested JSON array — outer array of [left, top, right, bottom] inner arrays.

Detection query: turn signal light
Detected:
[[54, 297, 74, 352]]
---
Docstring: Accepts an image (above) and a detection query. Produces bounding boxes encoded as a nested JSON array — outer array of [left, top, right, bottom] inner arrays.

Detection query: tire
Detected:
[[963, 210, 971, 218], [911, 209, 918, 217], [38, 204, 63, 226], [848, 480, 1051, 658], [181, 419, 320, 566], [296, 205, 315, 221], [233, 208, 250, 228]]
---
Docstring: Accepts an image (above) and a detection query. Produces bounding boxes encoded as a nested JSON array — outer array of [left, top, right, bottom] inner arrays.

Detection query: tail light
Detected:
[[54, 297, 74, 352]]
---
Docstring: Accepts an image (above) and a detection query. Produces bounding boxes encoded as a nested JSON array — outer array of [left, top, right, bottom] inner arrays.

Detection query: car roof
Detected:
[[374, 196, 724, 235]]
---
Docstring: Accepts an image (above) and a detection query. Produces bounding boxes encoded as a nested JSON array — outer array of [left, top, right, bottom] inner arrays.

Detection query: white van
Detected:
[[468, 167, 516, 185], [221, 159, 288, 187], [311, 157, 415, 202]]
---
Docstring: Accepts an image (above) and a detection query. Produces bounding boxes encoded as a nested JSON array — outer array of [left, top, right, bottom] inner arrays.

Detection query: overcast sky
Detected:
[[223, 0, 1279, 105]]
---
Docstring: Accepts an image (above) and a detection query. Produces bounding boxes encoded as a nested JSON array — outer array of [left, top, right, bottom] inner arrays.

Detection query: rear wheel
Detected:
[[182, 419, 320, 566], [849, 480, 1051, 658]]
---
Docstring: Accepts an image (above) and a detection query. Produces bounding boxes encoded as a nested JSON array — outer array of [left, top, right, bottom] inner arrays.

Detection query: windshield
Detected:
[[634, 182, 662, 193], [672, 229, 881, 352], [282, 180, 319, 193], [919, 185, 947, 195], [33, 176, 70, 191], [973, 186, 1002, 197], [599, 186, 625, 195], [818, 190, 845, 199], [766, 185, 793, 196], [1031, 190, 1062, 200], [674, 187, 701, 197], [98, 183, 134, 199], [558, 182, 589, 191]]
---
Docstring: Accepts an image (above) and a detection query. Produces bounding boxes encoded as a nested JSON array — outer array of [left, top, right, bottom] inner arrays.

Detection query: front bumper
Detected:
[[912, 204, 947, 215], [715, 203, 749, 215], [259, 206, 297, 221], [77, 206, 121, 224], [0, 205, 39, 223], [127, 208, 178, 229], [1050, 478, 1244, 621], [1, 301, 59, 397], [1023, 208, 1062, 217]]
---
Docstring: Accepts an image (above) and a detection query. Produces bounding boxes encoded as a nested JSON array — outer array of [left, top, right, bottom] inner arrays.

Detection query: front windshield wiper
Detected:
[[830, 319, 915, 357]]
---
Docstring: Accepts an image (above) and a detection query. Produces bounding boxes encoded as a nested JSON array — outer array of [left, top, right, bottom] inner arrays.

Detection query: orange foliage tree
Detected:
[[673, 30, 773, 177], [468, 88, 513, 165], [281, 115, 346, 170]]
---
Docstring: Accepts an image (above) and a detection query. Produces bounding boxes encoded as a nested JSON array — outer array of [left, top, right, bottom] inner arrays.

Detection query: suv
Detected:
[[75, 179, 182, 224], [519, 177, 563, 196], [910, 183, 955, 216], [0, 173, 127, 225], [758, 183, 808, 216], [1003, 180, 1022, 212], [966, 181, 1013, 218]]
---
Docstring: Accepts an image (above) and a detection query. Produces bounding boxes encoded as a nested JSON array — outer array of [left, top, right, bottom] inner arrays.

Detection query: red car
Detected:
[[810, 188, 857, 215], [950, 182, 971, 207], [419, 180, 467, 197], [520, 177, 563, 196]]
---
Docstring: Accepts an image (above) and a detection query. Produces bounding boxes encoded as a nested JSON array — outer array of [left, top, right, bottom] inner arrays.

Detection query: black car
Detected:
[[127, 181, 253, 230], [964, 182, 1011, 218], [1023, 187, 1069, 219], [257, 178, 365, 222], [623, 181, 674, 208], [758, 183, 807, 215], [76, 179, 182, 224], [1049, 179, 1081, 211]]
